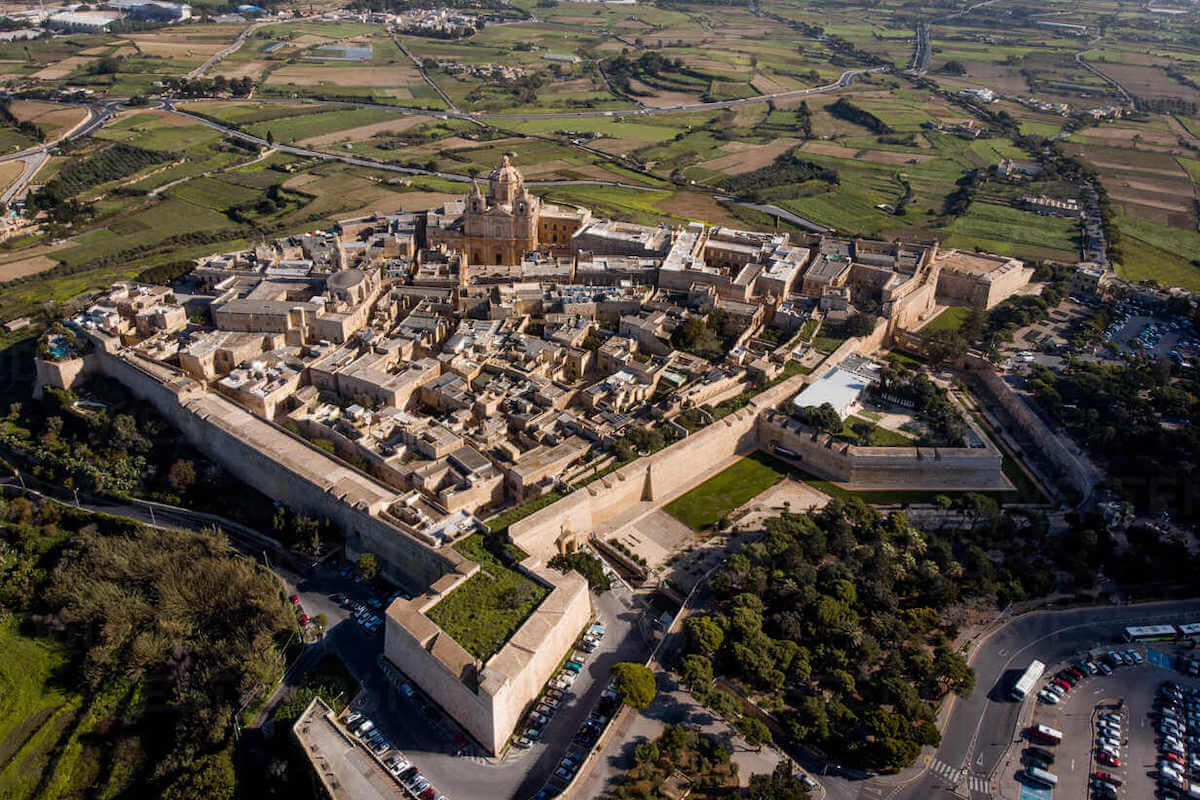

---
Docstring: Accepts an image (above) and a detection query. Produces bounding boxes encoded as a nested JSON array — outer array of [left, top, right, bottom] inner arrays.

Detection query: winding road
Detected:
[[821, 600, 1200, 800], [0, 102, 115, 206]]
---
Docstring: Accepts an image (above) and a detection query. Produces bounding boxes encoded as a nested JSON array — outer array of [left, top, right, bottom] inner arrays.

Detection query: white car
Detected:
[[1038, 690, 1059, 704]]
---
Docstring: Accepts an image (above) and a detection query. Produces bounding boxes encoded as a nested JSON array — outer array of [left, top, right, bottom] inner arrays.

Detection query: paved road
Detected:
[[0, 102, 114, 204], [165, 103, 673, 190], [187, 21, 270, 80], [1074, 50, 1135, 111], [828, 600, 1200, 800], [317, 573, 651, 800], [165, 64, 882, 123]]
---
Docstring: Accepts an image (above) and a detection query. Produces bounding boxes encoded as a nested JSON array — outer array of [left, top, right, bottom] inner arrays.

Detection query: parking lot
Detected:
[[298, 563, 650, 800], [1010, 644, 1200, 800]]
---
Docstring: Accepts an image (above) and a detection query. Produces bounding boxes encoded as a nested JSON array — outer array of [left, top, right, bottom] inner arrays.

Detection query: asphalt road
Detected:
[[826, 600, 1200, 800], [309, 573, 651, 800]]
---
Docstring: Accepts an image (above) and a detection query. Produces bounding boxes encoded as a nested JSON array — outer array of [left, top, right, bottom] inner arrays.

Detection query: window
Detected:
[[495, 252, 502, 265]]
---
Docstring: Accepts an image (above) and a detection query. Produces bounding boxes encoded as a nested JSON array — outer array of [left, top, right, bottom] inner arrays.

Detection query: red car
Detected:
[[289, 594, 300, 604], [1053, 678, 1071, 692], [1166, 751, 1185, 765], [1067, 667, 1084, 680], [299, 613, 309, 625], [1093, 771, 1121, 786], [1097, 752, 1120, 768]]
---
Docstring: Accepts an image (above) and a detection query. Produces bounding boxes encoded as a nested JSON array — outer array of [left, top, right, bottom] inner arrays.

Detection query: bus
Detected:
[[1029, 724, 1063, 745], [1123, 625, 1178, 642], [1012, 660, 1045, 701], [1024, 766, 1058, 788], [1178, 623, 1200, 640]]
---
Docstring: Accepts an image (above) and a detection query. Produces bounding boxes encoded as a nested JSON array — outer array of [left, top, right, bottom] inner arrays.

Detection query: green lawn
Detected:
[[484, 492, 563, 537], [923, 305, 971, 333], [427, 534, 548, 662], [840, 415, 914, 447], [943, 200, 1079, 260], [663, 452, 785, 530]]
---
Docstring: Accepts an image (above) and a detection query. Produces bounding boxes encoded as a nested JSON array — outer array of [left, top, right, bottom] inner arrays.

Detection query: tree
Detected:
[[162, 750, 236, 800], [797, 402, 842, 434], [679, 654, 714, 690], [685, 615, 725, 656], [844, 313, 877, 337], [747, 759, 809, 800], [923, 328, 968, 365], [738, 716, 772, 750], [633, 741, 659, 765], [548, 552, 611, 593], [266, 129, 275, 146], [167, 459, 197, 493], [357, 553, 378, 581], [611, 662, 656, 710]]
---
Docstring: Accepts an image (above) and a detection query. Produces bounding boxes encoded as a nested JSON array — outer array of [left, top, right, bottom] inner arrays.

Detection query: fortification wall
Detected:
[[758, 412, 1009, 489], [485, 565, 591, 750], [33, 355, 97, 398], [968, 359, 1100, 497], [382, 563, 591, 754], [510, 369, 810, 559], [64, 349, 455, 589], [384, 603, 498, 747], [936, 270, 991, 309]]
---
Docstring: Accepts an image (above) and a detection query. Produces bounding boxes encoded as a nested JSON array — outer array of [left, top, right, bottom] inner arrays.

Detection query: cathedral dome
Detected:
[[489, 155, 524, 206]]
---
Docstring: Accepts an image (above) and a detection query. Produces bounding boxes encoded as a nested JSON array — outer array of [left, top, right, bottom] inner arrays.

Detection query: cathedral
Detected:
[[427, 155, 590, 266]]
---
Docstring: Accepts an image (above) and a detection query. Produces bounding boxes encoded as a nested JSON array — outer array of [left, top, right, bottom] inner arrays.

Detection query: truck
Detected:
[[1029, 724, 1063, 745], [1012, 660, 1046, 701], [1024, 766, 1057, 788]]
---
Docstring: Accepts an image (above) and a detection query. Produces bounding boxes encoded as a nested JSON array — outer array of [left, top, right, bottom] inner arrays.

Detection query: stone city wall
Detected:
[[37, 350, 456, 590], [383, 562, 591, 754], [509, 370, 811, 560], [967, 358, 1100, 498], [758, 411, 1009, 490]]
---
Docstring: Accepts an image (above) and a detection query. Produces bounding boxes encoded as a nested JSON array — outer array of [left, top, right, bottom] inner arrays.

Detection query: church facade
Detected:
[[428, 156, 590, 266]]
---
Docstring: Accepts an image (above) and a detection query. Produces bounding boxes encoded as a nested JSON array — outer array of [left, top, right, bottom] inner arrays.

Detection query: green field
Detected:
[[1115, 215, 1200, 291], [923, 305, 971, 333], [0, 622, 99, 800], [663, 452, 785, 530], [427, 534, 549, 661], [943, 201, 1079, 260]]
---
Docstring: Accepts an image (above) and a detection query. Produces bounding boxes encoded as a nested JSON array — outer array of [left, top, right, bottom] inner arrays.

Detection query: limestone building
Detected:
[[428, 156, 590, 266]]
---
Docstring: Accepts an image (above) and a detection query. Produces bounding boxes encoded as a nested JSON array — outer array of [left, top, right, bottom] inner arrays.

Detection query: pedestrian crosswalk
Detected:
[[926, 759, 991, 797], [930, 758, 962, 782]]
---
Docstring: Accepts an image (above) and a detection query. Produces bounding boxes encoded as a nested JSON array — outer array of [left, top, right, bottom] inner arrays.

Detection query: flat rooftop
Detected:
[[292, 698, 407, 800], [937, 249, 1021, 277], [792, 365, 873, 418]]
